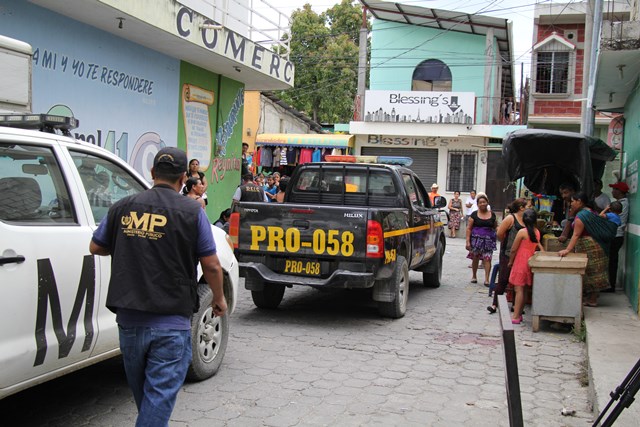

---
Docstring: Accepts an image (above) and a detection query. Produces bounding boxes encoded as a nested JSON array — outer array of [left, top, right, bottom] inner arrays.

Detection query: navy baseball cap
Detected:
[[153, 147, 188, 174]]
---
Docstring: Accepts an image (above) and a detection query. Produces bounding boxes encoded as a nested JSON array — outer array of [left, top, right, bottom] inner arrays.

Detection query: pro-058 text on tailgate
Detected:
[[248, 225, 355, 257]]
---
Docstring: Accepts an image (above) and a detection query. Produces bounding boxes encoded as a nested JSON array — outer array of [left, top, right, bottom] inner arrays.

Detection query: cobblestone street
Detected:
[[1, 238, 593, 426]]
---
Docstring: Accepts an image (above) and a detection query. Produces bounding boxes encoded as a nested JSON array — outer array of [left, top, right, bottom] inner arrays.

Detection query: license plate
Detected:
[[283, 259, 321, 276]]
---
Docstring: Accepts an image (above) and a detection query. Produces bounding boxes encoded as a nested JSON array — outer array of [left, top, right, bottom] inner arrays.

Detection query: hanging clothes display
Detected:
[[253, 134, 354, 170], [260, 146, 273, 167], [286, 147, 297, 164], [272, 146, 281, 168], [299, 148, 313, 164], [254, 146, 261, 168]]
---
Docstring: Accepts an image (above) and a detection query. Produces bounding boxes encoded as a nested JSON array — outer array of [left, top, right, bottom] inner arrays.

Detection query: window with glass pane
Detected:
[[535, 51, 570, 94], [447, 152, 476, 192], [0, 143, 76, 223], [403, 174, 421, 206], [70, 150, 145, 224]]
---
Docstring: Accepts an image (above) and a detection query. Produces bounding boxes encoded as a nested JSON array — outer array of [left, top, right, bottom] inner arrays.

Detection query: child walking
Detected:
[[508, 209, 544, 324]]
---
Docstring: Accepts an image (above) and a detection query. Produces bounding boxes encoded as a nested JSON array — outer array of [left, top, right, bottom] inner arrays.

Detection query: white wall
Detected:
[[259, 95, 316, 134]]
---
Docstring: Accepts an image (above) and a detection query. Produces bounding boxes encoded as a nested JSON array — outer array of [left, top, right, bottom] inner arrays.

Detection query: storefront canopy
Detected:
[[502, 129, 617, 196], [256, 133, 354, 149]]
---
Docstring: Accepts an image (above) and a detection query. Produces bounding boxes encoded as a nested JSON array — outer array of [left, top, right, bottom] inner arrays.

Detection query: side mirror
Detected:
[[436, 196, 447, 208]]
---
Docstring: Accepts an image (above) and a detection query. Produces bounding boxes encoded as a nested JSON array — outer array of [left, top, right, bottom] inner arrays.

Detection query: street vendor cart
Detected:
[[502, 129, 617, 203]]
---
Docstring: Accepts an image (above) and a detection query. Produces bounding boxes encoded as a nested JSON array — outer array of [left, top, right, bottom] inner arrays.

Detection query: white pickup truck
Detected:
[[0, 114, 239, 399]]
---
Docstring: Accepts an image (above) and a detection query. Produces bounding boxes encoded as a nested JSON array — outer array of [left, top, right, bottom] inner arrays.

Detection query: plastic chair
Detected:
[[488, 263, 500, 297]]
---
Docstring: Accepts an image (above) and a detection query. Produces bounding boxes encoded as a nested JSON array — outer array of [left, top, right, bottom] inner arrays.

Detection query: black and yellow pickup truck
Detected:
[[229, 157, 445, 318]]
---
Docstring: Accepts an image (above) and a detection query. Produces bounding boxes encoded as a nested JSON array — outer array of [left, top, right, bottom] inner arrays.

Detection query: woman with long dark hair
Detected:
[[182, 176, 206, 209], [558, 192, 617, 307], [466, 193, 497, 286], [508, 209, 544, 324], [487, 198, 527, 314], [188, 159, 208, 205]]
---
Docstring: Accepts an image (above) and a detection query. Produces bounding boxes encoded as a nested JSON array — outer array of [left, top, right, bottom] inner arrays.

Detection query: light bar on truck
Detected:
[[324, 155, 413, 167], [0, 114, 79, 135]]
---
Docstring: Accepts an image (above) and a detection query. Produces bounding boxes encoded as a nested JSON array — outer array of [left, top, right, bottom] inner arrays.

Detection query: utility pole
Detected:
[[355, 8, 368, 121], [581, 0, 604, 136]]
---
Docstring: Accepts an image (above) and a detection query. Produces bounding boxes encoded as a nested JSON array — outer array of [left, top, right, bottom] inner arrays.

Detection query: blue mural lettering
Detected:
[[75, 130, 129, 161], [215, 88, 244, 157], [32, 47, 154, 96]]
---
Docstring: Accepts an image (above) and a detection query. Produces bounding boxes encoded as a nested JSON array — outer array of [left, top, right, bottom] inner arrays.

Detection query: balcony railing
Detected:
[[601, 19, 640, 51], [199, 0, 291, 58]]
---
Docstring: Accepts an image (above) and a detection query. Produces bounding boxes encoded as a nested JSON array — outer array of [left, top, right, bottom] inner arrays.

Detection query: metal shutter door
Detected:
[[361, 147, 438, 186]]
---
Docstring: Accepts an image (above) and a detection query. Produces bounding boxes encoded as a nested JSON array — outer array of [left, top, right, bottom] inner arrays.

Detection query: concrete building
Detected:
[[351, 0, 525, 213], [528, 1, 630, 137], [0, 0, 293, 218], [243, 90, 358, 178], [243, 91, 323, 151], [594, 1, 640, 312]]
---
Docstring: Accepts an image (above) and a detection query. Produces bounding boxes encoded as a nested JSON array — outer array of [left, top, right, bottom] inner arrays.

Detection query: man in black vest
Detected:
[[232, 173, 267, 206], [89, 147, 227, 425]]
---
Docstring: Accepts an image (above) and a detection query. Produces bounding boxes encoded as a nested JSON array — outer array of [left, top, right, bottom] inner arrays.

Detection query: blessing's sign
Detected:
[[364, 90, 475, 124]]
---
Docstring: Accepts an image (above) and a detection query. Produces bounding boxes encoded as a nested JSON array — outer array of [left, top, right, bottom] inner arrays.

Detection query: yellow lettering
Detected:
[[285, 259, 292, 272], [313, 229, 326, 254], [384, 249, 397, 264], [129, 212, 150, 230], [285, 228, 300, 252], [267, 226, 285, 252], [148, 214, 167, 232], [250, 225, 266, 251], [341, 231, 355, 257]]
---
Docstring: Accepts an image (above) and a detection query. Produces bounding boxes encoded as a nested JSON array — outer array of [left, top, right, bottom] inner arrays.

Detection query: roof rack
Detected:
[[0, 114, 79, 136]]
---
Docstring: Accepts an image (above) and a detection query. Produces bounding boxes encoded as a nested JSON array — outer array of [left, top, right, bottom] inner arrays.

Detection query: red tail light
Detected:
[[366, 220, 384, 258], [229, 212, 240, 248]]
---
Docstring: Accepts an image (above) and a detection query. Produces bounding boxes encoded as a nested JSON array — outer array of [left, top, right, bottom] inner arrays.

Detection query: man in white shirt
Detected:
[[465, 190, 477, 218], [593, 179, 611, 211]]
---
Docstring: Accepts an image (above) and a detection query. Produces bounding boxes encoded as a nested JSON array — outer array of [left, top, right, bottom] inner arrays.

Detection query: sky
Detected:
[[263, 0, 539, 92]]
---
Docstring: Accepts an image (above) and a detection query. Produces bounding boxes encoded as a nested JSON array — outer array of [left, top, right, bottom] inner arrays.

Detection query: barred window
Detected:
[[535, 51, 570, 94], [447, 151, 476, 193]]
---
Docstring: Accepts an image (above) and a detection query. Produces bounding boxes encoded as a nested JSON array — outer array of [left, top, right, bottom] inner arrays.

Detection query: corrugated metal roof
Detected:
[[360, 0, 514, 99]]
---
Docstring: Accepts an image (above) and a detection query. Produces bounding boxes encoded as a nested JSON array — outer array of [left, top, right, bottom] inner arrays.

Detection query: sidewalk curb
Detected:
[[584, 292, 640, 426]]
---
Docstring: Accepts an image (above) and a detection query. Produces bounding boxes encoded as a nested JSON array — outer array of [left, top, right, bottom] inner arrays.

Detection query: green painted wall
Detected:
[[369, 20, 491, 121], [178, 62, 244, 221], [621, 84, 640, 313]]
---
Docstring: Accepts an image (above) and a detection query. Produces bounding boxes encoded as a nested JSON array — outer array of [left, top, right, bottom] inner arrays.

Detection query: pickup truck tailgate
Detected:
[[234, 202, 369, 260]]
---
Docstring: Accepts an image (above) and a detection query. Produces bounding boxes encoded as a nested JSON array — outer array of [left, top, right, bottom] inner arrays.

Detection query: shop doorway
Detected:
[[485, 150, 513, 216]]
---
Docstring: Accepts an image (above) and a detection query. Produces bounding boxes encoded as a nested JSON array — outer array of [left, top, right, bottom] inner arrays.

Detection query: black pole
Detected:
[[593, 357, 640, 426]]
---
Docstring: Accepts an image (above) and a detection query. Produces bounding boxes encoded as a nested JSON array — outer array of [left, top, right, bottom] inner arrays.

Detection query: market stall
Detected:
[[253, 133, 354, 175], [502, 129, 617, 198]]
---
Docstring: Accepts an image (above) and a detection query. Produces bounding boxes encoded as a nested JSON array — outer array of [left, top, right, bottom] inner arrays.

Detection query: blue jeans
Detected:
[[118, 326, 192, 427]]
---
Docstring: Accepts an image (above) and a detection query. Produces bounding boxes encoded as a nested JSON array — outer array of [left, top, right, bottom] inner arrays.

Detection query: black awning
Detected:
[[502, 129, 617, 196]]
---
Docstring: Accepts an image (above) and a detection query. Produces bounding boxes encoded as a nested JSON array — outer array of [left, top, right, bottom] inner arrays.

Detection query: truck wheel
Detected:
[[187, 284, 229, 381], [378, 256, 409, 318], [251, 283, 285, 309], [423, 244, 443, 288]]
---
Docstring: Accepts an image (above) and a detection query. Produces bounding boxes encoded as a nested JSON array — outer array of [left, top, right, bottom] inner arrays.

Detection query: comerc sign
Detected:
[[99, 0, 294, 85], [175, 6, 293, 84]]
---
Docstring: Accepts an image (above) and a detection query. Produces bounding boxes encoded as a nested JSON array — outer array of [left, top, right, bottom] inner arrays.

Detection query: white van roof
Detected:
[[0, 35, 32, 54]]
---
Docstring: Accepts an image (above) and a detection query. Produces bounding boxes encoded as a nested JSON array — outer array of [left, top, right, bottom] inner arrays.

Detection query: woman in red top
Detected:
[[508, 209, 544, 324]]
